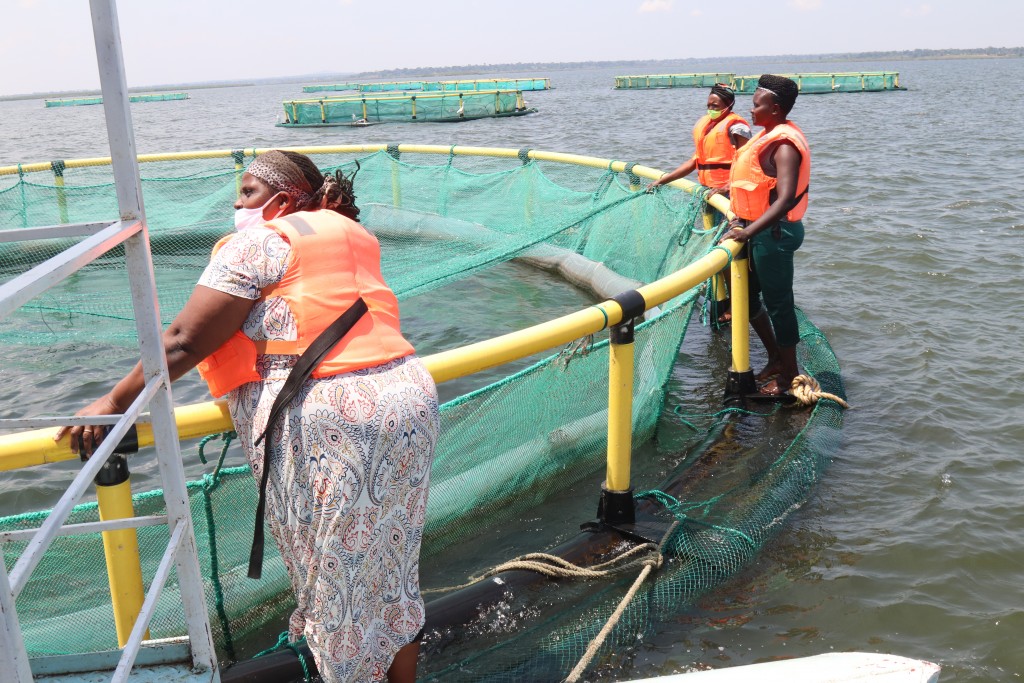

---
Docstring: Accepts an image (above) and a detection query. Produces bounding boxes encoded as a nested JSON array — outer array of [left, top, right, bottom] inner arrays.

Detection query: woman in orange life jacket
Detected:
[[650, 82, 751, 323], [56, 150, 439, 683], [718, 75, 811, 397]]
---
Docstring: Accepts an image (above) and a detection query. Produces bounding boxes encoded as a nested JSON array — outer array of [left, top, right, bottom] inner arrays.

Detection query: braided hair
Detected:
[[756, 74, 798, 115], [277, 151, 360, 221]]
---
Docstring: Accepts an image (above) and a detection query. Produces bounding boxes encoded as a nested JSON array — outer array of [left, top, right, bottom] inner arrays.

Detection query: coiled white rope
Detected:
[[789, 374, 851, 408]]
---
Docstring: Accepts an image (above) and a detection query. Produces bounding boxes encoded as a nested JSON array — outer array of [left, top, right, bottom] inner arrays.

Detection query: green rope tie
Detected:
[[197, 431, 237, 657], [673, 404, 778, 434], [590, 304, 609, 331], [635, 489, 756, 549], [255, 632, 312, 681]]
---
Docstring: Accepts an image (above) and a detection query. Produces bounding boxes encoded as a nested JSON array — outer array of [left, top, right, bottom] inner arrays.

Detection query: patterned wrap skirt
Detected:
[[227, 354, 439, 682]]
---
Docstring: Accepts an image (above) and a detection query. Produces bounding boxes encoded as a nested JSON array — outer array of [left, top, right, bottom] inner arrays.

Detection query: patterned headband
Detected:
[[245, 151, 313, 202], [756, 86, 781, 99]]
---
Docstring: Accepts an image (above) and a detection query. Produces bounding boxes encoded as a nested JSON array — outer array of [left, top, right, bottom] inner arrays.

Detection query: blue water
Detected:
[[2, 57, 1023, 681]]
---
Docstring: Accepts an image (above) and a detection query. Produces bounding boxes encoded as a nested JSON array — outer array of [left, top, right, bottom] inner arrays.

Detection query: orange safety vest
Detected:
[[196, 210, 414, 398], [691, 111, 749, 188], [728, 121, 811, 222]]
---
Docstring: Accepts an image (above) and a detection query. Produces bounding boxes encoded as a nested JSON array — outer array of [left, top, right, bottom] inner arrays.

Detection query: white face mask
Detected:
[[234, 193, 284, 231]]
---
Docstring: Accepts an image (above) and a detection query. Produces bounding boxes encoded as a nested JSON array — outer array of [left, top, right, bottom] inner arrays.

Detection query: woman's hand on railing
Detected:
[[718, 219, 750, 245], [53, 394, 121, 458]]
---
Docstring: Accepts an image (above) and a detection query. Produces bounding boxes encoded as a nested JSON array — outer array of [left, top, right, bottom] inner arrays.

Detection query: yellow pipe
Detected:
[[729, 252, 752, 373], [0, 237, 742, 471], [0, 401, 232, 472], [96, 478, 148, 647], [606, 332, 634, 492]]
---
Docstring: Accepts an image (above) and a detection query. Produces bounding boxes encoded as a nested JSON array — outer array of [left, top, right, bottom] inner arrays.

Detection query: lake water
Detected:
[[2, 57, 1023, 682]]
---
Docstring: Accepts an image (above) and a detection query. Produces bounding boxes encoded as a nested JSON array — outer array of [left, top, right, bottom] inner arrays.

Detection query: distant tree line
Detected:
[[351, 46, 1024, 79]]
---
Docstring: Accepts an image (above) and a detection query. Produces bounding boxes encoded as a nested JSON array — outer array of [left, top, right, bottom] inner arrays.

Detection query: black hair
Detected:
[[710, 83, 735, 107], [757, 74, 799, 116], [279, 150, 360, 221]]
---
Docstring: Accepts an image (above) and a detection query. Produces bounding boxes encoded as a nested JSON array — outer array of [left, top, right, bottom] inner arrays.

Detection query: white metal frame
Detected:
[[0, 1, 218, 681]]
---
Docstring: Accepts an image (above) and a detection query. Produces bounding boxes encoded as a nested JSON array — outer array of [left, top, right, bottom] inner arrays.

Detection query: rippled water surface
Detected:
[[2, 57, 1023, 681]]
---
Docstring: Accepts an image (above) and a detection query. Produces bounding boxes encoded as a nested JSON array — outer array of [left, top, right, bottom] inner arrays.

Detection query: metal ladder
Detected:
[[0, 1, 218, 680]]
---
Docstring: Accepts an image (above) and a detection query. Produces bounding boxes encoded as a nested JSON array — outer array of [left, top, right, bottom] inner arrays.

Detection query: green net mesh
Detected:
[[732, 72, 904, 93], [0, 147, 844, 680], [43, 93, 189, 107], [613, 73, 735, 89], [280, 91, 534, 126], [346, 78, 550, 93]]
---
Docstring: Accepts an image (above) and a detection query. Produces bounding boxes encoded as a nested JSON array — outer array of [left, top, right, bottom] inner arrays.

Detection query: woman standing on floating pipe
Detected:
[[719, 74, 811, 396]]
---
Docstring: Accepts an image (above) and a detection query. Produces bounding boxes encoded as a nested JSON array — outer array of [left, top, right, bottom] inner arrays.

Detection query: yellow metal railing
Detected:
[[0, 144, 744, 643]]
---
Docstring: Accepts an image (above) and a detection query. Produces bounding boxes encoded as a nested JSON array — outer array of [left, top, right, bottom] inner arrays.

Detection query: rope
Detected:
[[197, 431, 237, 657], [564, 559, 659, 683], [423, 543, 662, 594], [565, 511, 681, 682], [254, 631, 312, 682], [789, 374, 851, 408]]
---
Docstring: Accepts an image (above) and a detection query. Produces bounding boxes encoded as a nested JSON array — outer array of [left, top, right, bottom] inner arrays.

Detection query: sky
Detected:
[[1, 0, 1021, 97]]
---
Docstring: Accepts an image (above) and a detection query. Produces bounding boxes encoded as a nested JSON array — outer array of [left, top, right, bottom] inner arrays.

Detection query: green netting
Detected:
[[302, 83, 358, 93], [43, 93, 189, 107], [733, 72, 904, 93], [613, 73, 734, 89], [419, 310, 846, 682], [279, 91, 534, 125], [0, 147, 844, 681], [352, 78, 550, 93]]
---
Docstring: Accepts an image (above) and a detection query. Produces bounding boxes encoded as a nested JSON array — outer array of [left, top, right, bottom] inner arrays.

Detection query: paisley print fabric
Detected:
[[199, 227, 439, 682]]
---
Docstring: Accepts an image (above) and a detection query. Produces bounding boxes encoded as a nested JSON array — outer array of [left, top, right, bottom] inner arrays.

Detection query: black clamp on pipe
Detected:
[[597, 484, 636, 525], [50, 160, 66, 178], [610, 289, 647, 343], [386, 144, 401, 160], [92, 425, 139, 487], [230, 149, 245, 166], [517, 147, 532, 165]]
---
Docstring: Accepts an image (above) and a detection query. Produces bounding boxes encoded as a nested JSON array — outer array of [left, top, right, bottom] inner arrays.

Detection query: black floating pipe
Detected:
[[220, 411, 757, 682]]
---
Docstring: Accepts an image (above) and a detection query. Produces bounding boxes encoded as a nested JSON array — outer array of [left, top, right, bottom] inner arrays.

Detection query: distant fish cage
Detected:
[[614, 73, 734, 89], [614, 71, 906, 93], [302, 83, 359, 93], [278, 89, 537, 126], [732, 72, 905, 93], [303, 77, 551, 94], [44, 92, 190, 107]]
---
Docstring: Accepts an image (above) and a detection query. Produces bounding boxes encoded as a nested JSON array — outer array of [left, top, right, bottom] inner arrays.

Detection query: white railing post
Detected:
[[0, 560, 34, 683], [89, 0, 218, 674]]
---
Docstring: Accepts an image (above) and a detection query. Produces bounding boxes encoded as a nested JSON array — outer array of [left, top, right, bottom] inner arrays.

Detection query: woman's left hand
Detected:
[[54, 394, 122, 458], [718, 223, 750, 244]]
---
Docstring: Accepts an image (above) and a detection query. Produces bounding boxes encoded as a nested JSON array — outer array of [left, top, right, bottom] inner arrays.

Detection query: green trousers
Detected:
[[747, 219, 804, 347]]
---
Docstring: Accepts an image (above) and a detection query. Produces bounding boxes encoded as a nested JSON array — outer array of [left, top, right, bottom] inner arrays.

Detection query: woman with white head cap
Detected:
[[651, 82, 752, 324], [58, 149, 438, 682]]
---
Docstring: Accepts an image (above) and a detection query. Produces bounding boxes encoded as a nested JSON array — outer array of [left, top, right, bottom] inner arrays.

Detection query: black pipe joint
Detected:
[[95, 452, 130, 487], [597, 485, 635, 525]]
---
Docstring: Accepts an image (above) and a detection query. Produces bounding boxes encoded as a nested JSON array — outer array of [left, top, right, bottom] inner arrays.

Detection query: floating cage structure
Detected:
[[0, 144, 846, 682], [278, 90, 536, 126], [614, 73, 734, 89], [43, 92, 189, 107], [301, 82, 359, 93], [732, 71, 905, 93], [304, 78, 551, 94]]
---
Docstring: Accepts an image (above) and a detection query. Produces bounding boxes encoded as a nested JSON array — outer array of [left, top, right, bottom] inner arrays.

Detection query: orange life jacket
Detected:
[[691, 111, 749, 187], [728, 121, 811, 222], [196, 210, 414, 398]]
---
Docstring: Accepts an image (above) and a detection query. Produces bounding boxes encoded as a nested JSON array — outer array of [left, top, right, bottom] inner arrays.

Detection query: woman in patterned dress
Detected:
[[58, 150, 439, 683]]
